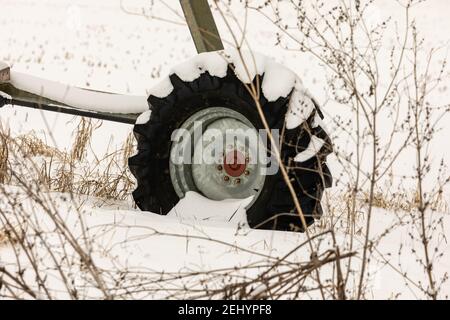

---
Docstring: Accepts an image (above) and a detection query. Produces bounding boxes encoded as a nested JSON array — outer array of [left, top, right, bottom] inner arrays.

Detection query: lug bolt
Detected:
[[244, 170, 250, 176], [217, 165, 223, 171], [234, 178, 241, 185], [223, 176, 230, 182]]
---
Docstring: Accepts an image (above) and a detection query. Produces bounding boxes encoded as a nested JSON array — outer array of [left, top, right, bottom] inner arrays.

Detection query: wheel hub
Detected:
[[223, 150, 247, 177]]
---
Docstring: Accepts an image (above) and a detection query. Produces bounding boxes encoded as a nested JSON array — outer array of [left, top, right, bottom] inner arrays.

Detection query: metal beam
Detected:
[[0, 83, 138, 124], [180, 0, 224, 53]]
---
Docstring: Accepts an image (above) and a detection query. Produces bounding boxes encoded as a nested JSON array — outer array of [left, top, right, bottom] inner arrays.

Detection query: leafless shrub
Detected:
[[226, 0, 449, 299]]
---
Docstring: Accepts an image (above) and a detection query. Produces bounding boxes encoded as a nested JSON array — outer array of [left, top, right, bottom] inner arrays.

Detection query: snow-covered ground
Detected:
[[1, 184, 448, 299], [0, 0, 449, 299]]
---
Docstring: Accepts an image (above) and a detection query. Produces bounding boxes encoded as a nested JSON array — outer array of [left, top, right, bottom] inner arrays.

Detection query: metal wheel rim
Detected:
[[169, 107, 267, 208]]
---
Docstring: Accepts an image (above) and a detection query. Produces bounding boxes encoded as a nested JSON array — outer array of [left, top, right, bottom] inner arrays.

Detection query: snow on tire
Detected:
[[129, 62, 333, 232]]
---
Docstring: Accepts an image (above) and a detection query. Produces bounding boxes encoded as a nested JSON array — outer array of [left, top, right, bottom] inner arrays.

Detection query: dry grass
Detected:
[[367, 190, 448, 213], [15, 134, 64, 159], [0, 117, 135, 202], [0, 214, 26, 247], [0, 226, 23, 247], [70, 117, 96, 161], [0, 132, 9, 184]]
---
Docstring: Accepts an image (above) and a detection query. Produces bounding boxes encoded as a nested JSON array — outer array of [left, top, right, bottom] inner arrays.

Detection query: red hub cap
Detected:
[[223, 150, 247, 177]]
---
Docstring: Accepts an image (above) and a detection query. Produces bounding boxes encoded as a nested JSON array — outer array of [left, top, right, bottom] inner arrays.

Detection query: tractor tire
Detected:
[[128, 66, 332, 232]]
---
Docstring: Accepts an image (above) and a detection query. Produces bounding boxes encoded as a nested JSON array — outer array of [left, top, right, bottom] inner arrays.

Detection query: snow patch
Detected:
[[261, 60, 297, 101], [9, 70, 149, 114], [286, 83, 316, 130], [147, 76, 173, 99], [171, 52, 228, 82], [168, 191, 252, 227], [294, 135, 325, 162], [135, 110, 151, 125], [228, 49, 266, 83]]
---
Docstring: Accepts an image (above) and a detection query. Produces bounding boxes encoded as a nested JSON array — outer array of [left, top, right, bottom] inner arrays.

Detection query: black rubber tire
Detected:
[[128, 66, 332, 232]]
